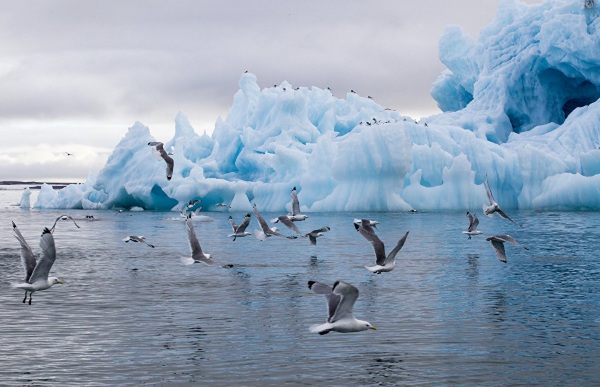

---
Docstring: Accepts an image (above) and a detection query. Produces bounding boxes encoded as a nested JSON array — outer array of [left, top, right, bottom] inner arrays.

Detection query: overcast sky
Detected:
[[0, 0, 540, 181]]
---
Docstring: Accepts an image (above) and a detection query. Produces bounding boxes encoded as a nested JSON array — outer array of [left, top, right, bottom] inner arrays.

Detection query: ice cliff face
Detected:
[[32, 0, 600, 212]]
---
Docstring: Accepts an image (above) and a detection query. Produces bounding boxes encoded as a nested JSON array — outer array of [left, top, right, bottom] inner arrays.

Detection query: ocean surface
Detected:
[[0, 185, 599, 385]]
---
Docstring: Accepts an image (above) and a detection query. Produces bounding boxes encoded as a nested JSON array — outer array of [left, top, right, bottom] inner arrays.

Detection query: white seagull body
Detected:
[[355, 219, 409, 274], [123, 235, 155, 248], [228, 213, 252, 241], [463, 212, 483, 239], [483, 177, 521, 227], [308, 280, 376, 335], [148, 141, 174, 181], [486, 234, 529, 263], [183, 214, 221, 267], [12, 222, 63, 304]]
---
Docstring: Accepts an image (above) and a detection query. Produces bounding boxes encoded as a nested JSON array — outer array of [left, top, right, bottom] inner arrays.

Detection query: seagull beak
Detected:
[[370, 326, 377, 330], [57, 280, 64, 284]]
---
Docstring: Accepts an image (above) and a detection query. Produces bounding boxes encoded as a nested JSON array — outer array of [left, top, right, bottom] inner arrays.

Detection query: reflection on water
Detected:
[[0, 202, 598, 385]]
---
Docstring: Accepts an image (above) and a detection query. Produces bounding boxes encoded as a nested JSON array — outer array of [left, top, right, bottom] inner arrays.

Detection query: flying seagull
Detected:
[[483, 177, 521, 227], [355, 219, 409, 274], [272, 186, 308, 223], [486, 234, 529, 263], [252, 203, 297, 240], [463, 212, 483, 239], [353, 218, 379, 228], [148, 141, 174, 181], [307, 280, 377, 335], [304, 226, 330, 246], [12, 222, 64, 304], [123, 235, 155, 248], [183, 214, 221, 267], [228, 213, 252, 241], [50, 215, 81, 233]]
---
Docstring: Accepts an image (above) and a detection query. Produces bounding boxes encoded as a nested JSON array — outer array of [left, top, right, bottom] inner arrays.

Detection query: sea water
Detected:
[[0, 186, 598, 385]]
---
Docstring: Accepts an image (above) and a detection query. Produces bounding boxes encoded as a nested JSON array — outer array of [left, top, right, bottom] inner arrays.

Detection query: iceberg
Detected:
[[34, 0, 600, 212]]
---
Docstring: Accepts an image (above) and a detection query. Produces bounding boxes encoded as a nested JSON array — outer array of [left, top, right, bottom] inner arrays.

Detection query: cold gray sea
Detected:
[[0, 186, 598, 386]]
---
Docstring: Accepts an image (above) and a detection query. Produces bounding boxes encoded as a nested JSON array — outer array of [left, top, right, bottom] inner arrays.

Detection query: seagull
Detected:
[[148, 141, 174, 181], [483, 177, 521, 227], [463, 212, 483, 239], [84, 215, 95, 221], [486, 234, 529, 263], [12, 222, 63, 304], [50, 215, 81, 233], [65, 152, 73, 156], [355, 219, 409, 274], [272, 186, 308, 222], [228, 213, 252, 241], [304, 226, 330, 246], [253, 203, 297, 240], [307, 280, 377, 335], [123, 236, 155, 248], [353, 218, 379, 229], [183, 214, 221, 267], [216, 203, 231, 209]]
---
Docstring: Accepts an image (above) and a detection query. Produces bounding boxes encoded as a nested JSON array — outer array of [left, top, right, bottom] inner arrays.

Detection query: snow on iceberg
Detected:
[[35, 0, 600, 212]]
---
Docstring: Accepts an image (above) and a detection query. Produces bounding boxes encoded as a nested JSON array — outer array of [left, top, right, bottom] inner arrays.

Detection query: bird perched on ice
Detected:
[[50, 215, 81, 233], [463, 212, 483, 239], [12, 222, 64, 304], [486, 234, 529, 263], [253, 204, 297, 240], [228, 213, 252, 241], [148, 141, 174, 181], [123, 235, 155, 248], [307, 280, 377, 335], [182, 214, 223, 266], [355, 219, 409, 274], [272, 186, 308, 223], [483, 177, 521, 227], [304, 226, 330, 245]]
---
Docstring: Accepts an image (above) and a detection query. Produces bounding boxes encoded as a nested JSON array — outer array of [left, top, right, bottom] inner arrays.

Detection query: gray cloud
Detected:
[[0, 0, 541, 179]]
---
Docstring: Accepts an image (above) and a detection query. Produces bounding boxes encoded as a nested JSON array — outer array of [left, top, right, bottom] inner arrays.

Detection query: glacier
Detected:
[[33, 0, 600, 212]]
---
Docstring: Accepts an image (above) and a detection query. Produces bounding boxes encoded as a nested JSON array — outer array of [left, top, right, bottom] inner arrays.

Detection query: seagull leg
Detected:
[[28, 294, 32, 305], [22, 291, 28, 303]]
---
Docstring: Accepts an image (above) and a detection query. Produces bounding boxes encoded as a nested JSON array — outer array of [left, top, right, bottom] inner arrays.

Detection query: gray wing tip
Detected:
[[332, 280, 340, 291], [308, 280, 316, 289], [42, 227, 52, 235], [12, 221, 16, 228]]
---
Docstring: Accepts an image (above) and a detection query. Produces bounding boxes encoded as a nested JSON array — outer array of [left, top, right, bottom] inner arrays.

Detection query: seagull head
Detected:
[[50, 277, 64, 285]]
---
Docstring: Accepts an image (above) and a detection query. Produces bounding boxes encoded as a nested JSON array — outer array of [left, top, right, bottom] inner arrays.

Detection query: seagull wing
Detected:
[[186, 215, 205, 260], [489, 238, 507, 263], [384, 231, 409, 265], [308, 234, 317, 245], [308, 280, 340, 323], [51, 215, 81, 233], [236, 214, 251, 233], [355, 220, 386, 265], [330, 281, 359, 323], [496, 209, 522, 227], [228, 216, 238, 232], [12, 222, 37, 282], [28, 228, 56, 283], [277, 216, 302, 236], [252, 204, 271, 233], [148, 141, 174, 180], [290, 187, 300, 216], [494, 234, 528, 249], [484, 177, 496, 205]]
